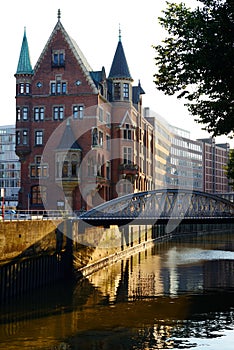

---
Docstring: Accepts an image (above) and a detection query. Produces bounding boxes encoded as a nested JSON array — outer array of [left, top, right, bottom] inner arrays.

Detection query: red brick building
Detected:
[[15, 11, 153, 212], [198, 138, 230, 193]]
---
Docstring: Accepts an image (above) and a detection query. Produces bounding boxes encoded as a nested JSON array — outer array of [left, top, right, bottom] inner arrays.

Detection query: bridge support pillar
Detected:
[[145, 225, 148, 242], [152, 225, 157, 239], [138, 226, 141, 244], [130, 227, 134, 247], [120, 226, 130, 250]]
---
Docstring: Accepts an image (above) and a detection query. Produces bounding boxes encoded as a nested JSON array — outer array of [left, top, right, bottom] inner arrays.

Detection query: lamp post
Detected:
[[27, 193, 30, 215], [1, 188, 4, 220]]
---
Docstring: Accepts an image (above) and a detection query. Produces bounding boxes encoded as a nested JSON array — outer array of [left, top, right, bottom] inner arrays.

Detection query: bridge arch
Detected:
[[80, 189, 234, 222]]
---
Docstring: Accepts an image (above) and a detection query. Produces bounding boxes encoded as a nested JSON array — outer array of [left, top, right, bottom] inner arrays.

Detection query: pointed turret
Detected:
[[16, 28, 33, 75], [108, 28, 133, 102], [108, 27, 132, 80]]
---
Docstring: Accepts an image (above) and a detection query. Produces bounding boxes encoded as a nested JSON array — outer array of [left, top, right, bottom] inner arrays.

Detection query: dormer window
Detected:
[[52, 50, 65, 67]]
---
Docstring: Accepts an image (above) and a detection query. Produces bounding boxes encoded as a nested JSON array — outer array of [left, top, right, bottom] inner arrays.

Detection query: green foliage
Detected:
[[225, 148, 234, 188], [153, 0, 234, 137]]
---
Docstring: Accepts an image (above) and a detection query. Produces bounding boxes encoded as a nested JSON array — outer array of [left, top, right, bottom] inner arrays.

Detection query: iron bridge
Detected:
[[79, 189, 234, 226]]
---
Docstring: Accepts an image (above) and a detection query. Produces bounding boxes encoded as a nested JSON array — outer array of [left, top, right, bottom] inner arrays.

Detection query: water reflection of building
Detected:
[[204, 259, 234, 291]]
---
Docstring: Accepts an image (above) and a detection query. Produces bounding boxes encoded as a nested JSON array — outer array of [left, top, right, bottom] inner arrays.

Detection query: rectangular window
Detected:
[[30, 165, 36, 177], [106, 135, 111, 150], [73, 105, 84, 119], [123, 147, 132, 164], [16, 131, 20, 145], [114, 82, 121, 100], [30, 164, 48, 178], [34, 107, 44, 121], [22, 130, 28, 145], [59, 52, 64, 65], [99, 107, 104, 122], [52, 50, 65, 67], [25, 83, 30, 94], [51, 81, 66, 95], [57, 81, 61, 94], [62, 82, 67, 94], [53, 106, 64, 120], [123, 125, 132, 140], [31, 185, 46, 204], [53, 53, 58, 65], [42, 165, 48, 177], [123, 83, 129, 99], [36, 156, 41, 164], [106, 112, 111, 128], [35, 130, 43, 145], [16, 107, 21, 121], [51, 83, 56, 94], [22, 107, 28, 120], [19, 83, 24, 94]]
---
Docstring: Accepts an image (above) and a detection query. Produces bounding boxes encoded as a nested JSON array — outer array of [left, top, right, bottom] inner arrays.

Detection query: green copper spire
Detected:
[[16, 28, 33, 75]]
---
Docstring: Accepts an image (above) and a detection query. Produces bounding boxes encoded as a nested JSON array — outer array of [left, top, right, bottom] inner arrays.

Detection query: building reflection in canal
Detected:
[[1, 230, 234, 349]]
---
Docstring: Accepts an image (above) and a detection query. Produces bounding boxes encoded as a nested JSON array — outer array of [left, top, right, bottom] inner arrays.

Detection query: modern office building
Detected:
[[168, 126, 203, 191], [144, 108, 172, 190], [0, 125, 20, 207], [144, 109, 203, 192], [198, 138, 230, 193]]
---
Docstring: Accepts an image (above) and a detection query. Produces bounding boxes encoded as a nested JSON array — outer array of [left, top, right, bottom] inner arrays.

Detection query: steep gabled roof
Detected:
[[16, 28, 33, 75], [119, 110, 136, 128], [33, 17, 98, 93], [56, 119, 82, 151], [108, 35, 132, 80]]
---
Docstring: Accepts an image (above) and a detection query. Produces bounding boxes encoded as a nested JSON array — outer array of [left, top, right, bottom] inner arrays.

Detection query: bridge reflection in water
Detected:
[[80, 189, 234, 226]]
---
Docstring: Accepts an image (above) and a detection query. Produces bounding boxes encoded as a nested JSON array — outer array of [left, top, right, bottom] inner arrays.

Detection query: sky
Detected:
[[1, 0, 232, 146]]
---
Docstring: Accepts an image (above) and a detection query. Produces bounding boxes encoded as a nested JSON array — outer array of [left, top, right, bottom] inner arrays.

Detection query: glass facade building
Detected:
[[0, 125, 20, 207]]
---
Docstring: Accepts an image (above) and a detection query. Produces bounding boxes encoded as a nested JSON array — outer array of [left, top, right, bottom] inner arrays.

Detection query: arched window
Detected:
[[31, 185, 47, 205]]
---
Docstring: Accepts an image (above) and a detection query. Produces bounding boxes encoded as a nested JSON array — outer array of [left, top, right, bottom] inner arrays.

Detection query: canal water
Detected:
[[1, 228, 234, 349]]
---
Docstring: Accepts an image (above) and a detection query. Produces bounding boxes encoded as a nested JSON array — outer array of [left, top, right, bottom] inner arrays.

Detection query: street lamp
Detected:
[[1, 188, 4, 220]]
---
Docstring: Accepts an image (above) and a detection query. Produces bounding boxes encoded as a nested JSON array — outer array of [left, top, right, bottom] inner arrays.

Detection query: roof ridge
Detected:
[[33, 20, 98, 93]]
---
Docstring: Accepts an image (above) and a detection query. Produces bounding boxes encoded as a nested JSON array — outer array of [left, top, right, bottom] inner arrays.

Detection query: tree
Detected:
[[153, 0, 234, 137], [225, 148, 234, 188]]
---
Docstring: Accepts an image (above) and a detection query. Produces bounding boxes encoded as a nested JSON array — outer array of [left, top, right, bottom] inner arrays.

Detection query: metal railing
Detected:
[[0, 209, 86, 221]]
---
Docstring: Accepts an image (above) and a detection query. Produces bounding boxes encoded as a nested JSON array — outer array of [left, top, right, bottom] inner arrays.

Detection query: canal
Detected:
[[1, 226, 234, 349]]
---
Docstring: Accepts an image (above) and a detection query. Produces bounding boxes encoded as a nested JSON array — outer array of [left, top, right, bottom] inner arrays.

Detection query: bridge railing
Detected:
[[0, 209, 86, 221]]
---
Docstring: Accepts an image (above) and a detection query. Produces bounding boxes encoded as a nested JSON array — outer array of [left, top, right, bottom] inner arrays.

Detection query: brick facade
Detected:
[[15, 16, 153, 211]]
